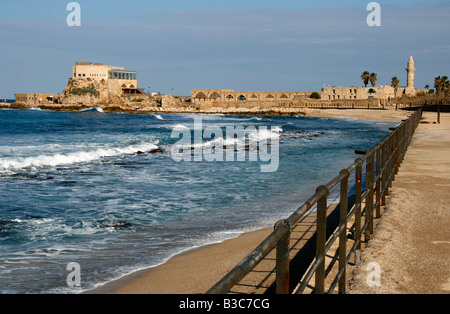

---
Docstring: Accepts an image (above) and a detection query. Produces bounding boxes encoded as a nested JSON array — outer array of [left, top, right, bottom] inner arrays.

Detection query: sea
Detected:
[[0, 99, 15, 104], [0, 108, 398, 294]]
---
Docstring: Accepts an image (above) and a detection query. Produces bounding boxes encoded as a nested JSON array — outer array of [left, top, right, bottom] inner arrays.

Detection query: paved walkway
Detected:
[[348, 112, 450, 294]]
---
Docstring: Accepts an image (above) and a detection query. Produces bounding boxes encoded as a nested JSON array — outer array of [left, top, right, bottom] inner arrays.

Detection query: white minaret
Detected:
[[406, 56, 416, 95]]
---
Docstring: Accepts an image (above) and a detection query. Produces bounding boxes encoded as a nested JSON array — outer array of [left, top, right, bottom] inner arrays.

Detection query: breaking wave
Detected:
[[0, 142, 159, 174], [174, 126, 282, 150], [78, 107, 104, 113]]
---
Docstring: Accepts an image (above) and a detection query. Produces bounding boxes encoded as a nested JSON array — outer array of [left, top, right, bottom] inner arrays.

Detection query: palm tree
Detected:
[[361, 71, 370, 87], [434, 76, 440, 95], [434, 76, 450, 96], [370, 73, 378, 87], [391, 77, 400, 97]]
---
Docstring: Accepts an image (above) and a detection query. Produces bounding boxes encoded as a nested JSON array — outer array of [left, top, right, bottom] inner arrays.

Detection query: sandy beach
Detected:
[[84, 108, 419, 294], [302, 108, 412, 122]]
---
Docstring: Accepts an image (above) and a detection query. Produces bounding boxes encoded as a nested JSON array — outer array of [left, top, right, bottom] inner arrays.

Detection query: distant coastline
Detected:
[[0, 97, 430, 117], [0, 101, 421, 124]]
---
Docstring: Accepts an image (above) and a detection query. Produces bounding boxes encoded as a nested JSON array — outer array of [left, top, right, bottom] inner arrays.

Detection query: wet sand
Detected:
[[87, 108, 417, 294]]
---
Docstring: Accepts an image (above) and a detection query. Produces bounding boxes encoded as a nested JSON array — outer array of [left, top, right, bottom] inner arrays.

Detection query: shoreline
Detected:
[[81, 108, 411, 294], [0, 103, 412, 122], [86, 227, 274, 294]]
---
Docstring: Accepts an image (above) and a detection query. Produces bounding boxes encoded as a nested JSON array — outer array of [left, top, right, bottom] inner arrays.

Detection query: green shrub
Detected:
[[70, 87, 99, 97]]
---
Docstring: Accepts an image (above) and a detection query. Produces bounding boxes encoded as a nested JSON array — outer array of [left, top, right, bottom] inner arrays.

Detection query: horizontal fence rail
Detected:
[[207, 108, 423, 294]]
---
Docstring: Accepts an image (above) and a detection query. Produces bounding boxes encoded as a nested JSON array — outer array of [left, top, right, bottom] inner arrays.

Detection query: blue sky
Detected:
[[0, 0, 449, 98]]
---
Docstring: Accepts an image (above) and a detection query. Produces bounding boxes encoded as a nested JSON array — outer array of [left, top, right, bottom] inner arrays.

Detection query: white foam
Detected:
[[173, 124, 188, 130], [154, 114, 164, 120], [78, 107, 104, 113], [0, 142, 159, 173], [181, 126, 282, 149]]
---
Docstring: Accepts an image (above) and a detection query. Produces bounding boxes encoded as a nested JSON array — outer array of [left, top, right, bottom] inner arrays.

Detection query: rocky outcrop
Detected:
[[57, 78, 126, 106]]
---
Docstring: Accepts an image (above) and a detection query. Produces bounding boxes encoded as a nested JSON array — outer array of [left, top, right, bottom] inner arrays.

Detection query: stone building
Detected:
[[15, 93, 57, 105], [191, 57, 422, 108], [191, 89, 315, 105], [71, 62, 143, 97], [321, 56, 421, 102], [320, 86, 400, 101], [58, 62, 147, 104]]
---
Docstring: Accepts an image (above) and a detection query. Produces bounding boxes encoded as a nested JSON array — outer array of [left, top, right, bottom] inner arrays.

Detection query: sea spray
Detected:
[[0, 142, 159, 174], [170, 117, 280, 172]]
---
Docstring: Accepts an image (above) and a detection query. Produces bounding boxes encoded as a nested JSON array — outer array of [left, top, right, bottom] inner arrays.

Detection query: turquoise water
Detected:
[[0, 109, 397, 293]]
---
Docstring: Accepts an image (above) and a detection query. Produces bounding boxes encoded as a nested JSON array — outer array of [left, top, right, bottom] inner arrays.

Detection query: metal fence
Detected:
[[207, 108, 423, 294]]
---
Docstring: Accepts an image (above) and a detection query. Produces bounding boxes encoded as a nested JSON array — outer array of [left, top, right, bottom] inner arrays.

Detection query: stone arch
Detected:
[[209, 92, 220, 100], [129, 84, 135, 89], [226, 94, 234, 100], [250, 94, 258, 99], [121, 84, 127, 88], [280, 93, 289, 99], [266, 94, 275, 99], [195, 92, 207, 99], [238, 95, 247, 101]]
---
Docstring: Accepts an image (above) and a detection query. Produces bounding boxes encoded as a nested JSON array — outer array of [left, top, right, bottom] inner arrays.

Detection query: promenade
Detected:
[[348, 111, 450, 294]]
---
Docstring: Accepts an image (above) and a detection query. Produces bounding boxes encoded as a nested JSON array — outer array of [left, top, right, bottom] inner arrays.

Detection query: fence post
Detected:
[[365, 150, 374, 241], [388, 134, 394, 189], [438, 104, 441, 124], [381, 141, 387, 205], [375, 146, 381, 218], [339, 169, 350, 294], [399, 124, 404, 164], [394, 129, 400, 176], [315, 185, 329, 294], [275, 220, 291, 294], [408, 114, 413, 146], [354, 158, 363, 265]]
